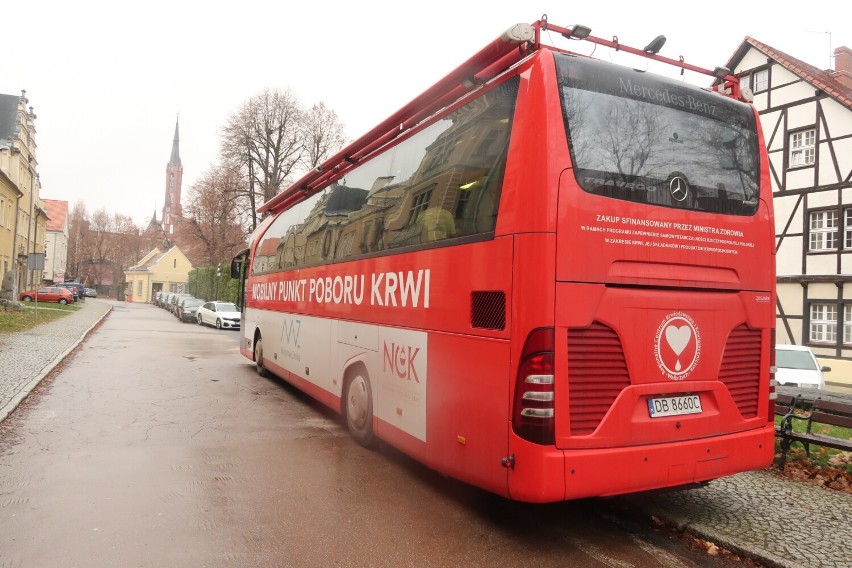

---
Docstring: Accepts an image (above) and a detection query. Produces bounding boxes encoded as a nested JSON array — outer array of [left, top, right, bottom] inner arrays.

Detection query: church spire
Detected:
[[145, 206, 161, 234], [169, 116, 181, 166], [163, 116, 184, 236]]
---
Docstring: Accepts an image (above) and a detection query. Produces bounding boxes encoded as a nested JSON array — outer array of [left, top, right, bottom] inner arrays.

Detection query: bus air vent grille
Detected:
[[471, 291, 506, 330], [719, 325, 761, 418], [567, 322, 630, 435]]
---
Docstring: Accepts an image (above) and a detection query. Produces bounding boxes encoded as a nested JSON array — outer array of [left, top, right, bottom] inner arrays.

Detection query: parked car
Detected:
[[158, 291, 171, 307], [19, 287, 74, 305], [56, 282, 85, 302], [197, 301, 241, 329], [172, 295, 196, 318], [161, 292, 178, 309], [775, 344, 830, 389], [153, 291, 165, 306], [84, 287, 97, 298], [176, 298, 205, 322], [168, 293, 193, 315], [53, 283, 78, 301]]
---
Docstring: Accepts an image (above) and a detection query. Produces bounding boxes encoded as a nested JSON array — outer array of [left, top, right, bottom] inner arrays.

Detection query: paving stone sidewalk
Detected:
[[0, 298, 112, 421], [624, 469, 851, 568], [0, 298, 850, 568]]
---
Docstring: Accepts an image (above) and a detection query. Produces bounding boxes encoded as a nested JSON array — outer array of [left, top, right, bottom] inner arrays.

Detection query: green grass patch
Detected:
[[775, 413, 852, 473], [0, 302, 79, 333]]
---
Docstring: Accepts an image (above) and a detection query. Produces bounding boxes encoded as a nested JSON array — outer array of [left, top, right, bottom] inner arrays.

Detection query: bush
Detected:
[[188, 264, 239, 303]]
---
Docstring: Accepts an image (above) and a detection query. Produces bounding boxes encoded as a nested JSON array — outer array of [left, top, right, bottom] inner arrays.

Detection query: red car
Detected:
[[18, 287, 74, 305]]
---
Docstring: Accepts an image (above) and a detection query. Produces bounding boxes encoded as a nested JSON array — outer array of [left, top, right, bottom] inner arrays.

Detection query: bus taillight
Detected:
[[513, 328, 555, 445]]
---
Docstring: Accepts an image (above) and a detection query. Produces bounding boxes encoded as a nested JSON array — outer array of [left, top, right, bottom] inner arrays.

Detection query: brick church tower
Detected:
[[162, 118, 183, 235]]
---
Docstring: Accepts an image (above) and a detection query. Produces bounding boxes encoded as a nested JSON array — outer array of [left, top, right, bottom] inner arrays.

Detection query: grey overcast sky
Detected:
[[4, 0, 850, 228]]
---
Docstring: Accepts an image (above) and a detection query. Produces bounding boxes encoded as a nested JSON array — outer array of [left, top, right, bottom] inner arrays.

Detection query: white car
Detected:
[[197, 301, 241, 330], [775, 344, 830, 389]]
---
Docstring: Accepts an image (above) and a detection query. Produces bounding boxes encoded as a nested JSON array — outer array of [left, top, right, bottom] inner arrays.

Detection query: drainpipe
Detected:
[[12, 173, 23, 296]]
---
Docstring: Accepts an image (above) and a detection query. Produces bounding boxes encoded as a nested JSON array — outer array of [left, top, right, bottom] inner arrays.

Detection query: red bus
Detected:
[[232, 17, 776, 502]]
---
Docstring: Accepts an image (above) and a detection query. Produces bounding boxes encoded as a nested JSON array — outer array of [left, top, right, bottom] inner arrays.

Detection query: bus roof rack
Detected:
[[260, 16, 743, 214]]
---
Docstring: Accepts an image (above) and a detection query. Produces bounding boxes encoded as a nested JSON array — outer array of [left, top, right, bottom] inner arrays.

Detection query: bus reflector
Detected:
[[768, 329, 776, 420], [513, 328, 555, 445]]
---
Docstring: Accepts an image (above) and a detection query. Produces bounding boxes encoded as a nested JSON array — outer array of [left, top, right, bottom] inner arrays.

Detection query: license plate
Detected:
[[648, 394, 702, 418]]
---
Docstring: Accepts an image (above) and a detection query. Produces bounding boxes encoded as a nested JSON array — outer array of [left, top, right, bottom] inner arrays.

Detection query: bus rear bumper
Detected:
[[507, 424, 775, 502]]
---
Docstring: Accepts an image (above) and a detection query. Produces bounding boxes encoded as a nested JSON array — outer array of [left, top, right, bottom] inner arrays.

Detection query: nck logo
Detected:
[[383, 342, 421, 382]]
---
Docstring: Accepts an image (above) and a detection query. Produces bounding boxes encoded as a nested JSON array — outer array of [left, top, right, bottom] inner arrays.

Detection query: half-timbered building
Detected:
[[725, 40, 852, 390]]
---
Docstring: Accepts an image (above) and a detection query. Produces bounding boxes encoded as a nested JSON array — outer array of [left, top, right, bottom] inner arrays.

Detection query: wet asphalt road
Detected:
[[0, 302, 743, 568]]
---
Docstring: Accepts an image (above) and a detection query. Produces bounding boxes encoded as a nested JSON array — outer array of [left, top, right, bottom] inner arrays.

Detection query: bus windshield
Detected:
[[556, 54, 760, 216]]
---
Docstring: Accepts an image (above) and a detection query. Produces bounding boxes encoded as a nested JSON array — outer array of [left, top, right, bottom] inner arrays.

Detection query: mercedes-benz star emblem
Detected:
[[669, 176, 689, 202]]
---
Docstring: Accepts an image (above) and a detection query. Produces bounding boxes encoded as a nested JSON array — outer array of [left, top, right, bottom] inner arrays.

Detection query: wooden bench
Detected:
[[774, 393, 798, 419], [775, 395, 852, 470]]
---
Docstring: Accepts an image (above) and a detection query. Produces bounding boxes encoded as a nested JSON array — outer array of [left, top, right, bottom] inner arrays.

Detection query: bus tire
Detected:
[[344, 365, 374, 447], [254, 336, 269, 378]]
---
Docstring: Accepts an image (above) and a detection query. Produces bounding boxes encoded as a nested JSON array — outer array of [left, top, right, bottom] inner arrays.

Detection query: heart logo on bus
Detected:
[[665, 326, 691, 359], [655, 312, 701, 380]]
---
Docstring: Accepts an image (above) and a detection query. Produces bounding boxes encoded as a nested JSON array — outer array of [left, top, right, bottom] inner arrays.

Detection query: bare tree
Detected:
[[65, 204, 144, 295], [176, 165, 248, 266], [66, 201, 89, 280], [220, 90, 348, 231], [301, 102, 347, 171], [81, 209, 144, 288], [221, 88, 304, 224], [220, 113, 260, 232]]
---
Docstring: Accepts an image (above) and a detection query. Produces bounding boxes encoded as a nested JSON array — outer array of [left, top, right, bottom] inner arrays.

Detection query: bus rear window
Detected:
[[555, 53, 759, 216]]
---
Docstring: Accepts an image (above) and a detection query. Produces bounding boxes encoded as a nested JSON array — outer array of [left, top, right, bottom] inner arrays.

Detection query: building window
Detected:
[[137, 281, 143, 297], [810, 303, 837, 343], [790, 129, 816, 167], [336, 232, 355, 258], [406, 186, 435, 227], [738, 74, 750, 93], [753, 69, 769, 92], [845, 209, 852, 249], [809, 210, 838, 251], [845, 305, 852, 345]]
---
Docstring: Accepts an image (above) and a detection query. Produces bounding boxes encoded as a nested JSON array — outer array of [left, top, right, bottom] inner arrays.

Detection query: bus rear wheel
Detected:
[[344, 367, 374, 447], [254, 336, 269, 378]]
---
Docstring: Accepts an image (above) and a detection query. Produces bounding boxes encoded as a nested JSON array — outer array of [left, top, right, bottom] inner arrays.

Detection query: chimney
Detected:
[[832, 46, 852, 88]]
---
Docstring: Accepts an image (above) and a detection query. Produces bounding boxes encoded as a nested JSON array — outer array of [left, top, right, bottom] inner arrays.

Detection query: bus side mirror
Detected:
[[230, 258, 243, 279]]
